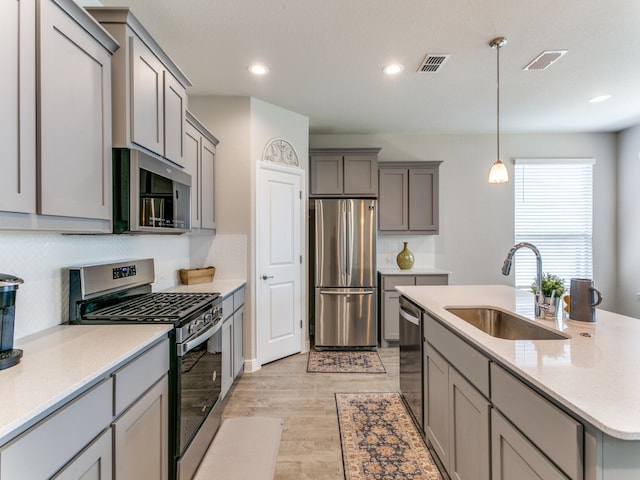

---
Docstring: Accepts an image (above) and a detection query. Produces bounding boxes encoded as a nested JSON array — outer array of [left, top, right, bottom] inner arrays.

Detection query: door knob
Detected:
[[262, 275, 274, 280]]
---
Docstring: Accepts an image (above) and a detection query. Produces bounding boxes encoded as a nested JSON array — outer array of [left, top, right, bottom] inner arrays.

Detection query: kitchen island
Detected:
[[398, 284, 640, 480]]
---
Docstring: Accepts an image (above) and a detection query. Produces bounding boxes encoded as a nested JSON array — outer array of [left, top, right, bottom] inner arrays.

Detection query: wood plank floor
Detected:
[[219, 347, 400, 480]]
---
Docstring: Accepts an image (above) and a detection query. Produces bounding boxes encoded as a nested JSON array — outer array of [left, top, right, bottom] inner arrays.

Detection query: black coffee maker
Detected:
[[1, 274, 24, 370]]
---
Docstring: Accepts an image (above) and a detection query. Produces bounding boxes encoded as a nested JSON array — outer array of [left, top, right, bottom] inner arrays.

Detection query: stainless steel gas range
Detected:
[[69, 258, 223, 480]]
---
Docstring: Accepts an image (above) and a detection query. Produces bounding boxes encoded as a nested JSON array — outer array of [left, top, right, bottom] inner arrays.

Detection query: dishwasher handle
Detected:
[[400, 307, 420, 326]]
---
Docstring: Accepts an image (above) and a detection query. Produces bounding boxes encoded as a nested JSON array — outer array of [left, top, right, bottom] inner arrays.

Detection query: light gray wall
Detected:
[[188, 96, 252, 236], [311, 132, 618, 312], [188, 95, 309, 368], [617, 124, 640, 317]]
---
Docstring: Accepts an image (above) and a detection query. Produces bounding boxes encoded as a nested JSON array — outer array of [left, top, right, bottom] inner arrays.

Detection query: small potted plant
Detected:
[[531, 273, 565, 317]]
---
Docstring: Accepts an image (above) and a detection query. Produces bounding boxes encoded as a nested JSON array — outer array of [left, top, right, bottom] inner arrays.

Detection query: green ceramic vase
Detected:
[[396, 242, 415, 270]]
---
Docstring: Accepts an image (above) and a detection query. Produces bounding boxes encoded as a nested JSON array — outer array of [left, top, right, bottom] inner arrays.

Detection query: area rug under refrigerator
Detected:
[[307, 350, 386, 373], [335, 392, 443, 480]]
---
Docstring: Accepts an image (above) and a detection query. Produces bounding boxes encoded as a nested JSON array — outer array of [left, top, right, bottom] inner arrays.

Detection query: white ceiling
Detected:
[[98, 0, 640, 135]]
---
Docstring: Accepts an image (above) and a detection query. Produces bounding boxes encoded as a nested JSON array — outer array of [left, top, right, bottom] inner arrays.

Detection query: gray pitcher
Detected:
[[569, 278, 602, 322]]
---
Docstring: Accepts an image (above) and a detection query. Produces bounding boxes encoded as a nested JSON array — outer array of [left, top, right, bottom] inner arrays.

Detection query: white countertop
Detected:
[[164, 278, 246, 298], [378, 267, 450, 275], [397, 284, 640, 440], [0, 324, 171, 445]]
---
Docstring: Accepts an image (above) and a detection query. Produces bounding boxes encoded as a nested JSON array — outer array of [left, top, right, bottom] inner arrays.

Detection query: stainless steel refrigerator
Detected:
[[314, 198, 377, 349]]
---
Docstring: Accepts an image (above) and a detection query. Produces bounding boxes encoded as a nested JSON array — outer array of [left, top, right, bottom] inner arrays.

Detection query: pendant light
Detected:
[[488, 37, 509, 184]]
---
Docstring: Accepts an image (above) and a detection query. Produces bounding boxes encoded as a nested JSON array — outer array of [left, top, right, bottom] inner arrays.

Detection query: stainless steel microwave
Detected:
[[113, 148, 191, 234]]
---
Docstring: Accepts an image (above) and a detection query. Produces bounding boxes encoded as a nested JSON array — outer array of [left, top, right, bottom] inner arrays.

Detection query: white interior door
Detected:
[[258, 164, 303, 364]]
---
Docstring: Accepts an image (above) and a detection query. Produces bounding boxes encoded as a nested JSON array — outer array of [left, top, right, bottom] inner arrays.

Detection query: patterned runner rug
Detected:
[[336, 392, 443, 480], [307, 350, 386, 373]]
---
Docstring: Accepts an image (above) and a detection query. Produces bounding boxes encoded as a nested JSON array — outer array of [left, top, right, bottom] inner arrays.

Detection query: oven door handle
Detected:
[[177, 318, 222, 357]]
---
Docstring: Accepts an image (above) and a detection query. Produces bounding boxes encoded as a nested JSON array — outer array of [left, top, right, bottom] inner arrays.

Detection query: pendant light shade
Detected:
[[488, 37, 508, 184], [488, 159, 509, 183]]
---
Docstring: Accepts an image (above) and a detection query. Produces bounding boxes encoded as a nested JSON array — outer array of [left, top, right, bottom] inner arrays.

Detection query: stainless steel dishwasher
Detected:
[[399, 295, 424, 433]]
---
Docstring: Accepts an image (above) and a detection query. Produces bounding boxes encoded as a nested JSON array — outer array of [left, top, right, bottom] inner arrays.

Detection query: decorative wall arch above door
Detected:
[[262, 138, 299, 167]]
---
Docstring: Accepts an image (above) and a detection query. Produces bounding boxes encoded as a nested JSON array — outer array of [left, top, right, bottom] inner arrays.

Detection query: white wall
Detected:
[[617, 125, 640, 317], [311, 132, 618, 311]]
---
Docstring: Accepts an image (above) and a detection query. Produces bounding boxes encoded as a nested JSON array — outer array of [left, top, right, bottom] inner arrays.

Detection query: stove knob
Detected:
[[189, 322, 198, 334], [204, 312, 214, 324]]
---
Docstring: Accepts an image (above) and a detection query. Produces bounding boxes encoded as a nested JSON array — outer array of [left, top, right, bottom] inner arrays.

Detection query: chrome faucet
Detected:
[[502, 242, 545, 318]]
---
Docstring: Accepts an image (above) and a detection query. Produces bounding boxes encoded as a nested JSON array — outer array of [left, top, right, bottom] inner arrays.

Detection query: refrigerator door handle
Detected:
[[344, 201, 351, 281], [346, 200, 352, 279], [319, 290, 374, 295], [341, 201, 347, 283]]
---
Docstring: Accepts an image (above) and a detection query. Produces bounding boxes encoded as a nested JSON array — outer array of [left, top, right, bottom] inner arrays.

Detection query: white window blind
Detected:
[[514, 158, 594, 291]]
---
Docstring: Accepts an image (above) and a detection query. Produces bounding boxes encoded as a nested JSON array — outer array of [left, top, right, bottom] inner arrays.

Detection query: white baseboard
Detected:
[[244, 357, 261, 373]]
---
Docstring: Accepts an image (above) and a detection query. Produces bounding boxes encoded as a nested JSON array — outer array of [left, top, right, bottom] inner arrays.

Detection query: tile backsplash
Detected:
[[377, 234, 436, 268], [0, 232, 246, 340]]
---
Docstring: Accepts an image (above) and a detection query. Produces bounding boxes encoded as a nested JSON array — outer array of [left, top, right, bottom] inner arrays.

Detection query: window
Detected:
[[514, 158, 594, 291]]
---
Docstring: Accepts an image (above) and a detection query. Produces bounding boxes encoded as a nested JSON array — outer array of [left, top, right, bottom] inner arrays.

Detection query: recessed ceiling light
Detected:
[[589, 94, 611, 103], [248, 64, 269, 75], [383, 64, 404, 75]]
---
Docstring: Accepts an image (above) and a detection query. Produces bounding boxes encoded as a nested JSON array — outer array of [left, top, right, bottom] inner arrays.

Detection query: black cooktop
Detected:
[[85, 292, 217, 321]]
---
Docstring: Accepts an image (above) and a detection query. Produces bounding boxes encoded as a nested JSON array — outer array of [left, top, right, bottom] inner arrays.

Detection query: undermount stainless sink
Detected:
[[445, 306, 569, 340]]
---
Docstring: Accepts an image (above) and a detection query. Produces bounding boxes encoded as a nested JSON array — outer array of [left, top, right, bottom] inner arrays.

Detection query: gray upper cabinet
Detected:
[[1, 0, 118, 232], [185, 111, 218, 230], [86, 7, 192, 167], [39, 0, 117, 222], [1, 0, 36, 214], [378, 162, 441, 234], [310, 148, 380, 197]]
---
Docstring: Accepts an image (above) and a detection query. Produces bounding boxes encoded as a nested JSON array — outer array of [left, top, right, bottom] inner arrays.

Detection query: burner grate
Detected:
[[86, 293, 216, 320]]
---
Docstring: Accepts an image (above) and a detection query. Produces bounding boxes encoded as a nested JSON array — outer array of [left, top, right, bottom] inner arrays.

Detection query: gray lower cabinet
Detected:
[[221, 314, 234, 396], [419, 300, 640, 480], [491, 363, 583, 480], [424, 343, 490, 480], [221, 285, 246, 398], [310, 148, 380, 197], [113, 375, 169, 480], [492, 409, 568, 480], [421, 308, 584, 480], [425, 344, 450, 469], [53, 429, 112, 480], [233, 307, 244, 378], [378, 162, 441, 234], [0, 337, 169, 480], [380, 273, 448, 345], [0, 378, 113, 479]]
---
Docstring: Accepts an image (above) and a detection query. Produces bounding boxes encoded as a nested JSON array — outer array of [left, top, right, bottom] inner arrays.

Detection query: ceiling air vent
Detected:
[[523, 50, 567, 71], [417, 54, 450, 73]]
